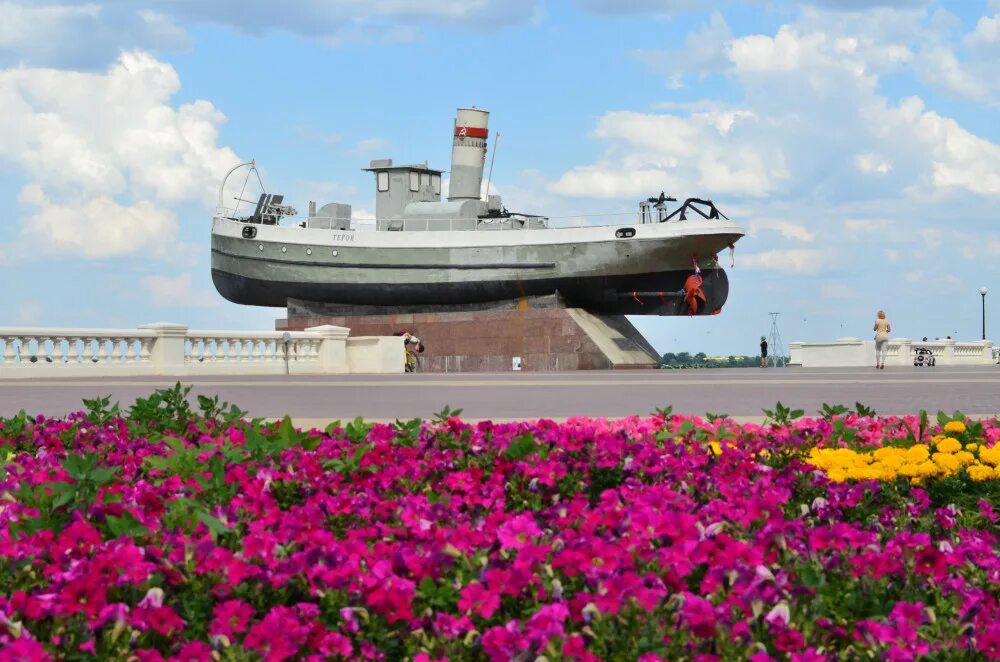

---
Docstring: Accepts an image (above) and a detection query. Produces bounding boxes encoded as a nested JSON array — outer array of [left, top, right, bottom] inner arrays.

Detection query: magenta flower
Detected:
[[681, 594, 717, 638], [497, 514, 542, 550], [525, 602, 569, 644], [4, 637, 53, 661], [210, 599, 256, 638], [459, 582, 501, 619]]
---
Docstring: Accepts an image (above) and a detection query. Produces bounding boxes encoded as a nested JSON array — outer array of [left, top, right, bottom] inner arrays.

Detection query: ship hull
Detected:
[[210, 217, 743, 315]]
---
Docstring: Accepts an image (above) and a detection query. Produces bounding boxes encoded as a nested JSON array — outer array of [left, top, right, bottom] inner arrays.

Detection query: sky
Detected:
[[1, 0, 999, 358]]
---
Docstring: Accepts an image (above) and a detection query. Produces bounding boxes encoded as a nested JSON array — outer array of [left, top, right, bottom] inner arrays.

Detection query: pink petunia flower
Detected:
[[497, 514, 542, 550], [210, 599, 256, 638], [458, 582, 501, 619]]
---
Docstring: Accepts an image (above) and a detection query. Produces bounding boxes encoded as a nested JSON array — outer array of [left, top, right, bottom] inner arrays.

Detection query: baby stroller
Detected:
[[913, 347, 935, 367]]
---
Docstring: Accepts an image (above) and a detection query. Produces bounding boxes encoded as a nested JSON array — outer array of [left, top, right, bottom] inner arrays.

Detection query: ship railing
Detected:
[[216, 208, 729, 231], [373, 217, 550, 232], [0, 324, 406, 378]]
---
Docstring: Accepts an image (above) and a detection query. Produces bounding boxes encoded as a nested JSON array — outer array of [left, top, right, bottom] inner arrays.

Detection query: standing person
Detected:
[[873, 310, 891, 370], [760, 335, 768, 368], [403, 332, 423, 372]]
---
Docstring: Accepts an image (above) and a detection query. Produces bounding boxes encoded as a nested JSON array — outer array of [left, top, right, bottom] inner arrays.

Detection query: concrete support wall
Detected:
[[279, 295, 659, 372]]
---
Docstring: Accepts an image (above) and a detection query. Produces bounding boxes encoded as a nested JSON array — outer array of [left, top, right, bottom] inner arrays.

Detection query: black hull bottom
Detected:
[[211, 268, 730, 316]]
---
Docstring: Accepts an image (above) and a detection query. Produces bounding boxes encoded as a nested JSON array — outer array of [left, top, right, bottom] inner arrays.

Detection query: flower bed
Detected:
[[2, 388, 1000, 660]]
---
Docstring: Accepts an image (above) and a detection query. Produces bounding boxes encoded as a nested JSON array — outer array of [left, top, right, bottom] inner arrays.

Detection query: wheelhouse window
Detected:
[[409, 171, 419, 192], [432, 174, 441, 194], [420, 173, 430, 189], [377, 171, 389, 192]]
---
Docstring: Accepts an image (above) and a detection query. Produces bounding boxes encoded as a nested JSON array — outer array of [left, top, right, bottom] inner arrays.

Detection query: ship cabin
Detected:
[[364, 159, 443, 224], [359, 158, 547, 232]]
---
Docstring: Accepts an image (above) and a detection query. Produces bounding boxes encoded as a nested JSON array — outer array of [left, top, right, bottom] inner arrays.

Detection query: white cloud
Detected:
[[142, 273, 218, 308], [15, 184, 178, 259], [844, 218, 893, 235], [351, 138, 389, 154], [633, 11, 733, 87], [0, 2, 189, 68], [747, 219, 815, 242], [855, 153, 893, 174], [965, 13, 1000, 49], [820, 283, 853, 299], [915, 46, 988, 100], [556, 13, 1000, 211], [0, 1, 543, 67], [575, 0, 707, 15], [805, 0, 931, 10], [740, 249, 826, 273], [15, 301, 43, 324], [1, 51, 241, 260], [549, 110, 789, 198]]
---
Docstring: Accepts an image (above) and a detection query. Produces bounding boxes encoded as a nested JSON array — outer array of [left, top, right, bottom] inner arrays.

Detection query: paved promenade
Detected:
[[2, 366, 998, 424]]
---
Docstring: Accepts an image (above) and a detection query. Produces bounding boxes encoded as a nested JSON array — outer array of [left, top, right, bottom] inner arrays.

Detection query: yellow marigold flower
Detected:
[[980, 445, 1000, 467], [905, 445, 930, 464], [932, 452, 960, 473], [879, 454, 906, 470], [966, 443, 978, 451], [944, 421, 966, 434], [968, 465, 996, 482], [898, 463, 921, 478], [868, 463, 898, 480], [874, 447, 904, 460], [916, 461, 941, 477], [931, 434, 946, 443], [827, 468, 848, 483], [936, 438, 961, 454], [954, 451, 975, 467]]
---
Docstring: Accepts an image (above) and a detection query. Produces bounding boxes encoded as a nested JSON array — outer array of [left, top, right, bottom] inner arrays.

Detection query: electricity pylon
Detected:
[[768, 312, 786, 368]]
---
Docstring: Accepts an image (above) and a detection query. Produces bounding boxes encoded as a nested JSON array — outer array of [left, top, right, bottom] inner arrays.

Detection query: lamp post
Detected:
[[981, 287, 988, 341]]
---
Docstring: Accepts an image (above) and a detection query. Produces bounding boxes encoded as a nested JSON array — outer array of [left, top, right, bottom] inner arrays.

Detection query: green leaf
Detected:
[[300, 434, 321, 452], [62, 453, 95, 480], [89, 466, 119, 485], [143, 455, 171, 472], [654, 405, 674, 419], [52, 484, 77, 508], [432, 405, 463, 424], [344, 417, 372, 445], [106, 513, 148, 538], [197, 511, 230, 537], [505, 433, 537, 461]]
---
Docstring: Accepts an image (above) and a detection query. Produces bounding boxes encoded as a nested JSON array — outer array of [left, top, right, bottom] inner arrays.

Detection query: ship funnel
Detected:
[[448, 107, 489, 201]]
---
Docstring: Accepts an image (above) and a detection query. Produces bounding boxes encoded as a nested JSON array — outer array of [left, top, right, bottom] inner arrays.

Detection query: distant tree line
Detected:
[[658, 352, 789, 369]]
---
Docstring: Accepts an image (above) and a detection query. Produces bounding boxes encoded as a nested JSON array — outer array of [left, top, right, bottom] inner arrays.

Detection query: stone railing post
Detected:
[[306, 325, 350, 374], [940, 339, 956, 365], [977, 340, 994, 363], [139, 323, 189, 375], [893, 339, 911, 366]]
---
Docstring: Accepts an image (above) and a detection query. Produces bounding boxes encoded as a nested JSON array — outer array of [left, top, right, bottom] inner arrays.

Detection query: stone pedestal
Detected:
[[276, 295, 659, 372]]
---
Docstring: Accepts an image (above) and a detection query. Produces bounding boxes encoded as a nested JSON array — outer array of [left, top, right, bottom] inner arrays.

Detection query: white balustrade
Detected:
[[0, 329, 156, 372], [0, 324, 403, 378], [789, 338, 996, 367]]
